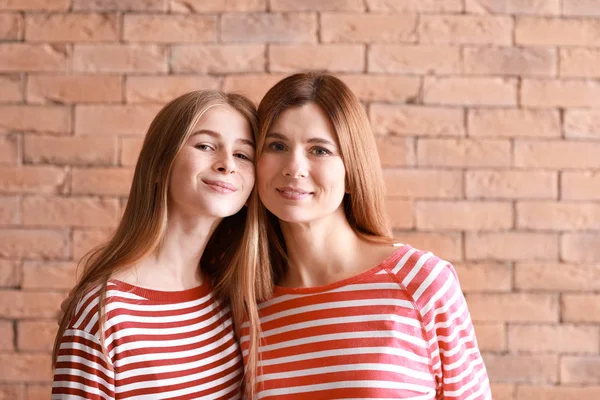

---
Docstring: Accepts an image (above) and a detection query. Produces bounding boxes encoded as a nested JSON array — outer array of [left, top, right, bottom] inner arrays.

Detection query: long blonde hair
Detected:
[[242, 72, 395, 393], [52, 90, 260, 369]]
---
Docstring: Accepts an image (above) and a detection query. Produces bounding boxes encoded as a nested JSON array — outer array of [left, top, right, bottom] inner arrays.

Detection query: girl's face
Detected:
[[256, 102, 347, 224], [169, 105, 255, 219]]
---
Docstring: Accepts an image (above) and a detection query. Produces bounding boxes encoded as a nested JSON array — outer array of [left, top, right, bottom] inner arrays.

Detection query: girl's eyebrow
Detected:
[[192, 129, 255, 148]]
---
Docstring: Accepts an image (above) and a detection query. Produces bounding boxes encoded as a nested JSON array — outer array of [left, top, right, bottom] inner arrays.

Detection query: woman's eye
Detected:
[[310, 147, 331, 156], [268, 142, 285, 151]]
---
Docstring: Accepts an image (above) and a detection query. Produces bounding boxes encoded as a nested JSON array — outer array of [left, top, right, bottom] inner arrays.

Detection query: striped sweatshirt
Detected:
[[52, 277, 243, 400], [240, 244, 491, 400]]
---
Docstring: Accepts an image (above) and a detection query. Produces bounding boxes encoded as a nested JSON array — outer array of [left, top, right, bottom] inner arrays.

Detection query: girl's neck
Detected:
[[114, 210, 221, 291]]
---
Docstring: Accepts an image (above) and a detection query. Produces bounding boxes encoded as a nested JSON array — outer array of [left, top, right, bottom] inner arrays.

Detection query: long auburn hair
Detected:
[[242, 72, 396, 393], [52, 90, 261, 372]]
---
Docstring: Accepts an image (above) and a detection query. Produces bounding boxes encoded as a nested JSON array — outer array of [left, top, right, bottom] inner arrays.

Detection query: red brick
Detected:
[[366, 0, 462, 12], [339, 75, 420, 103], [222, 73, 287, 105], [385, 199, 413, 229], [562, 233, 600, 263], [562, 294, 600, 323], [467, 293, 558, 322], [467, 170, 557, 200], [321, 13, 417, 43], [383, 169, 463, 199], [23, 196, 120, 228], [370, 105, 465, 137], [271, 0, 362, 11], [126, 75, 220, 104], [562, 171, 600, 200], [472, 322, 506, 351], [483, 354, 558, 383], [376, 137, 415, 167], [72, 167, 133, 196], [515, 262, 600, 291], [369, 45, 460, 74], [0, 259, 20, 287], [17, 320, 57, 351], [270, 44, 364, 72], [518, 202, 600, 230], [72, 228, 112, 259], [171, 0, 265, 12], [509, 324, 599, 353], [0, 291, 65, 319], [454, 262, 512, 292], [516, 16, 600, 46], [423, 77, 517, 106], [0, 105, 70, 133], [395, 232, 462, 262], [560, 48, 600, 78], [0, 166, 67, 194], [465, 0, 560, 15], [466, 232, 559, 261], [22, 260, 77, 289], [463, 46, 556, 76], [418, 138, 511, 167], [25, 385, 51, 400], [0, 320, 13, 350], [0, 12, 22, 40], [75, 104, 162, 136], [123, 14, 216, 43], [420, 15, 512, 45], [0, 196, 19, 226], [492, 384, 516, 400], [0, 353, 51, 381], [468, 108, 560, 138], [522, 79, 600, 108], [0, 384, 24, 399], [221, 12, 316, 43], [25, 12, 118, 42], [515, 140, 600, 169], [24, 135, 117, 165], [0, 44, 69, 72], [0, 229, 68, 259], [73, 44, 168, 73], [0, 133, 20, 164], [172, 45, 265, 73], [416, 201, 512, 231], [73, 0, 166, 10], [561, 356, 600, 384], [562, 0, 600, 16], [27, 74, 122, 104], [0, 74, 22, 103], [0, 0, 70, 10], [517, 386, 600, 400], [120, 137, 144, 166], [564, 110, 600, 139]]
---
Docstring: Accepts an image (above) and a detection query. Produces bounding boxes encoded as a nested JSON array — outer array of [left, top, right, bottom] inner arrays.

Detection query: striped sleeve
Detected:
[[403, 254, 491, 399], [52, 328, 115, 400]]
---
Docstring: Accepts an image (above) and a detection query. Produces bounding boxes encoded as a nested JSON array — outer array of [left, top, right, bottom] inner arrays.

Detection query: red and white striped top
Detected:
[[52, 277, 243, 400], [240, 244, 491, 400]]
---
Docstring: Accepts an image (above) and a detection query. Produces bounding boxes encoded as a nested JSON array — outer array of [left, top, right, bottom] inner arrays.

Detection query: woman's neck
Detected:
[[114, 210, 221, 291]]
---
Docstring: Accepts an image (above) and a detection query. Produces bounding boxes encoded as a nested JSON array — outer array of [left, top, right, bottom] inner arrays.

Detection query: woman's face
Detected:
[[168, 105, 255, 219], [256, 102, 347, 224]]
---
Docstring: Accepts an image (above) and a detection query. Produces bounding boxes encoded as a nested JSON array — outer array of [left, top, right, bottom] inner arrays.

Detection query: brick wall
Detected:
[[1, 0, 599, 398]]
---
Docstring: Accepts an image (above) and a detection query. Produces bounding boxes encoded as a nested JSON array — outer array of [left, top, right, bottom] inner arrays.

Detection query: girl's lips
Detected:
[[276, 187, 312, 200], [203, 179, 237, 193]]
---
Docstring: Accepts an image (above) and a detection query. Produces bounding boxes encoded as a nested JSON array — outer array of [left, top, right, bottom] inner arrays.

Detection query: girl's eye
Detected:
[[195, 144, 214, 151], [234, 153, 252, 161], [268, 142, 286, 151], [310, 147, 332, 156]]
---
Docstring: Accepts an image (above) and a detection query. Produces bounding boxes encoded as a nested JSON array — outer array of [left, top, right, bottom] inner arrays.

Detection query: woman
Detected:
[[241, 73, 491, 399], [52, 90, 261, 399]]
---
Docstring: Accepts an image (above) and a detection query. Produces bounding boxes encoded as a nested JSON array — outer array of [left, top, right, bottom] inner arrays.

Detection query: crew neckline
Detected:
[[273, 243, 411, 295], [107, 275, 211, 302]]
